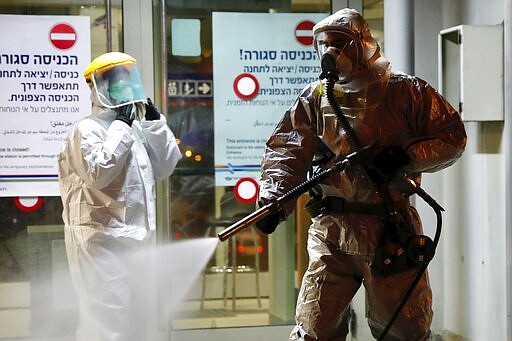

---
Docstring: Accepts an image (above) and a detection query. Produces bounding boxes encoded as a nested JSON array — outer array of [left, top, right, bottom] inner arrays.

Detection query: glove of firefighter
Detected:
[[115, 104, 134, 127], [145, 98, 161, 121], [255, 203, 282, 234], [365, 145, 411, 185]]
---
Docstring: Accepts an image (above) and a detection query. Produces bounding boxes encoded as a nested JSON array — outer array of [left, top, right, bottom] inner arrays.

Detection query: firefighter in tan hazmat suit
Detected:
[[255, 8, 467, 341]]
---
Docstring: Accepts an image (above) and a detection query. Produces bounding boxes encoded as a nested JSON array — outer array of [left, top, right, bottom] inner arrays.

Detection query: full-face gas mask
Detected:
[[315, 30, 360, 83], [313, 9, 391, 112]]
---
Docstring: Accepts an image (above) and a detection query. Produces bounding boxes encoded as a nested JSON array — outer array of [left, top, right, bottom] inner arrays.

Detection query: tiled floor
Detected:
[[172, 297, 270, 329], [171, 295, 374, 341]]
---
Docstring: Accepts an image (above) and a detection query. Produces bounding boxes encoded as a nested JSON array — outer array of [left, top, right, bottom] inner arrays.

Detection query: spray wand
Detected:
[[217, 145, 379, 241]]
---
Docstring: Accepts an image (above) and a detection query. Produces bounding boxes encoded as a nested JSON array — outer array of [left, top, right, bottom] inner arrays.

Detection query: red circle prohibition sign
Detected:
[[14, 197, 44, 213], [295, 20, 315, 46], [49, 23, 77, 50], [233, 177, 259, 204], [233, 73, 260, 100]]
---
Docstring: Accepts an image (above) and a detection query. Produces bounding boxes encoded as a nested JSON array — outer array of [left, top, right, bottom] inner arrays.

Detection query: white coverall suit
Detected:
[[258, 8, 467, 341], [58, 91, 181, 341]]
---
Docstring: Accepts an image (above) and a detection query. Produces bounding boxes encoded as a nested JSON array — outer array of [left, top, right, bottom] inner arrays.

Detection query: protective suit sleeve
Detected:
[[67, 119, 135, 189], [403, 78, 467, 174], [140, 117, 182, 180], [259, 96, 316, 217]]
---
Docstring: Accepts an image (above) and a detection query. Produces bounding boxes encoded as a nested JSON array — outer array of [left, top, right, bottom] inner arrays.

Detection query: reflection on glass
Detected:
[[164, 0, 335, 331]]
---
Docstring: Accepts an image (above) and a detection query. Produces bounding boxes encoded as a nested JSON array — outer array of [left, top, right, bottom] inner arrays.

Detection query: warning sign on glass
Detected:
[[0, 15, 91, 197]]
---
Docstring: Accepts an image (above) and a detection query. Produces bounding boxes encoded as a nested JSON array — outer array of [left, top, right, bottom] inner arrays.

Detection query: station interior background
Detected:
[[0, 0, 511, 340]]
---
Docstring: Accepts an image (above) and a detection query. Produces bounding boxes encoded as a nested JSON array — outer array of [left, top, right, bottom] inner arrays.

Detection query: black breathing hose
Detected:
[[320, 54, 361, 151], [376, 178, 443, 341]]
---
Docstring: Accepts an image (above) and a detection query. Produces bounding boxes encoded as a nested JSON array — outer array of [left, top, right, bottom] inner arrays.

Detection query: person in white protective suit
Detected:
[[255, 9, 467, 341], [58, 52, 182, 341]]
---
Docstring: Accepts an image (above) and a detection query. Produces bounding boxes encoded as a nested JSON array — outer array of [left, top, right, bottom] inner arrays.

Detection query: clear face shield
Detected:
[[91, 63, 147, 109]]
